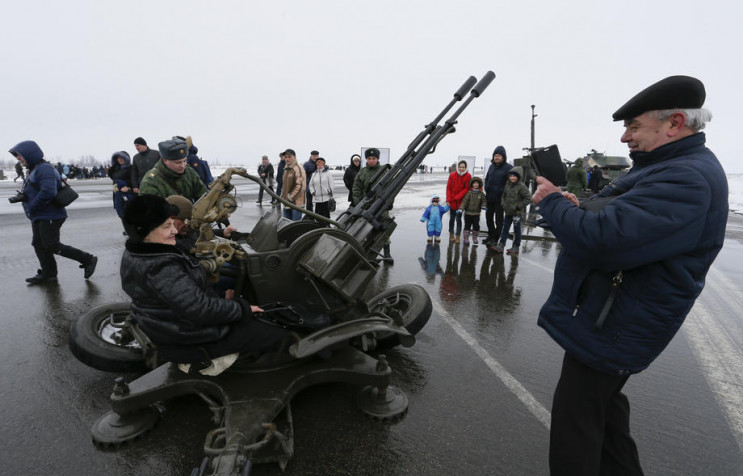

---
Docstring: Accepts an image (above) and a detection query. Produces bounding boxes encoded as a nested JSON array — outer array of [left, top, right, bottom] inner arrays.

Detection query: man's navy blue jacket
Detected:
[[484, 161, 513, 202], [537, 133, 727, 375]]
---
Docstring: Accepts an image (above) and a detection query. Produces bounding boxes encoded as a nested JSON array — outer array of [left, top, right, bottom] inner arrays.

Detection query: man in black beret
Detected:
[[137, 138, 207, 202], [532, 75, 727, 474], [130, 137, 160, 194]]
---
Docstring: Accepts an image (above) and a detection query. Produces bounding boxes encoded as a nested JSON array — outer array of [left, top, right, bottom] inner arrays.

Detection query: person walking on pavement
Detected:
[[483, 145, 513, 245], [9, 140, 98, 284], [275, 152, 286, 203], [130, 137, 161, 194]]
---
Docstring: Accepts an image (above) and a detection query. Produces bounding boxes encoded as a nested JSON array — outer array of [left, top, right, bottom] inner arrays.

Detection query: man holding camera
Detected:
[[9, 141, 98, 285], [532, 76, 727, 474]]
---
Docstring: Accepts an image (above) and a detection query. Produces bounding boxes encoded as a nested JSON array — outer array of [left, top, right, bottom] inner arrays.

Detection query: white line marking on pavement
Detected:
[[432, 299, 552, 429], [687, 296, 743, 453]]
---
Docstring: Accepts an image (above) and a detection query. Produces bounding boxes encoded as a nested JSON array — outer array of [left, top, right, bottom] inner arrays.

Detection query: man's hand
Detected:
[[250, 305, 264, 314], [532, 176, 580, 206], [222, 225, 237, 238], [225, 289, 235, 300]]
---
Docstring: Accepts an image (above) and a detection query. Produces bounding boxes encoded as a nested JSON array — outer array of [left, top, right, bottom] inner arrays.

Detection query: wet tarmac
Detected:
[[1, 176, 742, 475]]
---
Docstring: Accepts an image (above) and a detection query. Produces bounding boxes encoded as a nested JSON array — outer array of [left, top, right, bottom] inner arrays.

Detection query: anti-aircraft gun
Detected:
[[185, 72, 496, 346], [69, 73, 495, 475]]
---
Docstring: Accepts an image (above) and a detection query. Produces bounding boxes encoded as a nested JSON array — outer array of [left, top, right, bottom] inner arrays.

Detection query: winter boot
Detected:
[[427, 237, 433, 244], [449, 233, 456, 243], [472, 231, 480, 244], [490, 242, 505, 253], [507, 246, 520, 255], [382, 244, 394, 265], [463, 230, 470, 246], [455, 234, 461, 244], [434, 236, 441, 243]]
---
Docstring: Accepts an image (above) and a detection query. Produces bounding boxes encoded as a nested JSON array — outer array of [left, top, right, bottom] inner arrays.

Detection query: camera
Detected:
[[8, 191, 26, 204]]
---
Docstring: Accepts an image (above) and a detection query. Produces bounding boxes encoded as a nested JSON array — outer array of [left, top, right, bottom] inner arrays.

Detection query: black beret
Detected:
[[612, 75, 705, 121], [365, 148, 380, 159], [123, 195, 180, 242], [158, 138, 189, 160], [134, 137, 147, 146]]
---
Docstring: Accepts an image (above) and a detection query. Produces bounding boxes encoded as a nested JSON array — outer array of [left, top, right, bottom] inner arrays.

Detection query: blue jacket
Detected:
[[420, 196, 451, 233], [187, 145, 213, 186], [536, 133, 727, 375], [484, 161, 513, 200], [13, 141, 67, 222]]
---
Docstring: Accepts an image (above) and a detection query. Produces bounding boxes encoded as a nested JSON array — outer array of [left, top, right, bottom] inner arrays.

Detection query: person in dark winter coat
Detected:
[[352, 148, 393, 264], [483, 145, 513, 245], [120, 194, 289, 366], [303, 150, 319, 212], [275, 152, 286, 200], [446, 160, 472, 243], [130, 137, 160, 193], [588, 165, 603, 194], [256, 155, 275, 204], [14, 161, 25, 182], [108, 151, 136, 221], [9, 140, 98, 284], [183, 136, 213, 187], [491, 166, 531, 254], [532, 75, 727, 475], [343, 154, 362, 203]]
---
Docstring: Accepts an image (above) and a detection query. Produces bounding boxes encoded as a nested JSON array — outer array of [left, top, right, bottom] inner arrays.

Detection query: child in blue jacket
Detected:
[[420, 194, 450, 243]]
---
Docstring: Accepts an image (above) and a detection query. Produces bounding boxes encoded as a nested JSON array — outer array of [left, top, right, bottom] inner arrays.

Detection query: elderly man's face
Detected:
[[163, 157, 187, 174], [492, 154, 504, 164], [621, 112, 675, 153]]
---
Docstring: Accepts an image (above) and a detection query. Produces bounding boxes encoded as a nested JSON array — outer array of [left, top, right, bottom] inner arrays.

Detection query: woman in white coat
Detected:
[[309, 157, 333, 219]]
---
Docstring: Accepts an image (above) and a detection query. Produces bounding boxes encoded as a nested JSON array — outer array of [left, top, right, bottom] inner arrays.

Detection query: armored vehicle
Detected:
[[68, 72, 495, 475]]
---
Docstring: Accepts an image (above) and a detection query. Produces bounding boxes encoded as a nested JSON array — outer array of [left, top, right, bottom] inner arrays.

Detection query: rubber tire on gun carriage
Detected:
[[367, 284, 432, 349], [69, 302, 148, 373]]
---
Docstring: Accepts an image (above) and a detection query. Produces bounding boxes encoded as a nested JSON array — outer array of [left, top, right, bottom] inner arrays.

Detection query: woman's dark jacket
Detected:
[[536, 133, 728, 375], [13, 140, 66, 222], [343, 157, 361, 194], [109, 151, 134, 190], [120, 241, 249, 346]]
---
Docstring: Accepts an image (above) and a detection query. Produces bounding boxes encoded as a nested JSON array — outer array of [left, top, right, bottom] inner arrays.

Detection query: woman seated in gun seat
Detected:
[[120, 195, 290, 368]]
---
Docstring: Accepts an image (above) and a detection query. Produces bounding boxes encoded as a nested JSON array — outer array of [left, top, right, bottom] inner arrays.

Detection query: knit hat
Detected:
[[123, 195, 179, 242], [165, 195, 193, 221], [492, 145, 507, 161], [134, 137, 147, 146]]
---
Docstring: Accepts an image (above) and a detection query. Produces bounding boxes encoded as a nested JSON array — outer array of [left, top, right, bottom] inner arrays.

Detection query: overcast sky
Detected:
[[2, 1, 740, 172]]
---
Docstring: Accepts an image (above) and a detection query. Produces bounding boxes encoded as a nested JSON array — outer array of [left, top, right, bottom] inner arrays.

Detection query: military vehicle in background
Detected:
[[581, 148, 631, 190]]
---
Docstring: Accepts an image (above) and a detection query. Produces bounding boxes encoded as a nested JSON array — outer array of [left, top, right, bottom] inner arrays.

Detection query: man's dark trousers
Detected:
[[550, 353, 644, 475]]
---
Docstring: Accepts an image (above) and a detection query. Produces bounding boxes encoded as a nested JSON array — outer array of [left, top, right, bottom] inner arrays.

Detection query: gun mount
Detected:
[[69, 73, 495, 475]]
